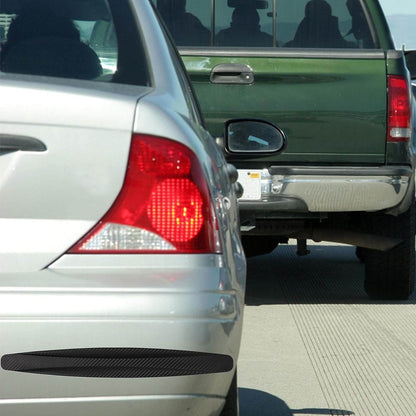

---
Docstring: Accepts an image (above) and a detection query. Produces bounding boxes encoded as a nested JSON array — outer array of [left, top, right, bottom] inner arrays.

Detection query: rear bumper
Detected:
[[239, 166, 413, 213], [0, 395, 226, 416], [0, 254, 244, 416]]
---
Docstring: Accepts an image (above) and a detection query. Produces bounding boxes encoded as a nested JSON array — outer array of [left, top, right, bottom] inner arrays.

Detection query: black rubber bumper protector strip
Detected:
[[1, 348, 234, 378]]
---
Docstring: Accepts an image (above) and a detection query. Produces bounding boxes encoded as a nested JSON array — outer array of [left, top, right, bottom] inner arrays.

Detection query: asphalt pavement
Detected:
[[238, 241, 416, 416]]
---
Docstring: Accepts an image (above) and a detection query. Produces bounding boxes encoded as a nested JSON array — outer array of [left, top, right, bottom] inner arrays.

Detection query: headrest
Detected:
[[1, 36, 103, 79]]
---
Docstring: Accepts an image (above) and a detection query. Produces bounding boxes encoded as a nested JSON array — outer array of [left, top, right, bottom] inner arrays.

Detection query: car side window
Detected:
[[155, 0, 375, 49], [279, 0, 374, 49], [215, 0, 273, 46], [0, 0, 150, 85], [153, 0, 211, 46]]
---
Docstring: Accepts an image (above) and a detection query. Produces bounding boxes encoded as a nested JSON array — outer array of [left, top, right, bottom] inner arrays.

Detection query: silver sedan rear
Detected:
[[0, 0, 246, 415]]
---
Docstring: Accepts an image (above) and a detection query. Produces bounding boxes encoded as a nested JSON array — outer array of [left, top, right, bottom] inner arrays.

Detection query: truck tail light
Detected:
[[387, 75, 412, 142], [69, 134, 221, 254]]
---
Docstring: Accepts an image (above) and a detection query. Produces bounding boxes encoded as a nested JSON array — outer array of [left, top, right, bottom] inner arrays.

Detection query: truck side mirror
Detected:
[[223, 119, 286, 155]]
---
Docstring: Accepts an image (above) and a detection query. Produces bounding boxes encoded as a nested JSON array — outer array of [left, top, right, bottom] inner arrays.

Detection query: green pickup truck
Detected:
[[155, 0, 416, 300]]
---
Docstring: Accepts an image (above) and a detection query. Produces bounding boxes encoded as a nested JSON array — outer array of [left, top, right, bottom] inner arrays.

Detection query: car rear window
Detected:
[[154, 0, 376, 49], [0, 0, 150, 85]]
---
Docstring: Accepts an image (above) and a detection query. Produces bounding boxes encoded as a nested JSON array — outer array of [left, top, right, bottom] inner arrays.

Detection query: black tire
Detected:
[[242, 236, 278, 257], [364, 202, 415, 300], [220, 371, 239, 416], [355, 246, 367, 262]]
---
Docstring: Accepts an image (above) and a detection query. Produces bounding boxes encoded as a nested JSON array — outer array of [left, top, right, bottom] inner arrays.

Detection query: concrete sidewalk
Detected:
[[238, 243, 416, 416]]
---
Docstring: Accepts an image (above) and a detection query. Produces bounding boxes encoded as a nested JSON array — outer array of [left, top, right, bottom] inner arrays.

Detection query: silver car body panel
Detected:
[[0, 253, 243, 392], [0, 0, 246, 415], [0, 77, 149, 272], [0, 252, 245, 415]]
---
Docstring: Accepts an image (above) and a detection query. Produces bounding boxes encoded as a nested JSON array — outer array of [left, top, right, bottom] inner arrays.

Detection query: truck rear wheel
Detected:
[[355, 246, 367, 262], [363, 202, 415, 300], [242, 236, 278, 257]]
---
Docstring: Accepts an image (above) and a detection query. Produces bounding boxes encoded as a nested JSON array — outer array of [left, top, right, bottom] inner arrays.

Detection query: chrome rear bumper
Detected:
[[239, 166, 412, 212]]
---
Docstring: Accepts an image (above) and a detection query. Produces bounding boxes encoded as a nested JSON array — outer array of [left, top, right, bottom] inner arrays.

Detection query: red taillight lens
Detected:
[[69, 135, 221, 254], [387, 75, 412, 142], [148, 178, 204, 243]]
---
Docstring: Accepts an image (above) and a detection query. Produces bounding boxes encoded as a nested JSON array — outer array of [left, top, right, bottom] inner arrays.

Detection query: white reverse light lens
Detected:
[[389, 128, 412, 139], [79, 223, 176, 252]]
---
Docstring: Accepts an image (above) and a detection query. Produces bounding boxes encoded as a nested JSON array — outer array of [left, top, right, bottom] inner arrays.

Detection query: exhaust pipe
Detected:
[[296, 227, 401, 251]]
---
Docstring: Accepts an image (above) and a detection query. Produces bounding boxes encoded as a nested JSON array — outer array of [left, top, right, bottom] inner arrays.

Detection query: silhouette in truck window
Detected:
[[157, 0, 210, 46], [216, 5, 273, 46], [285, 0, 354, 48]]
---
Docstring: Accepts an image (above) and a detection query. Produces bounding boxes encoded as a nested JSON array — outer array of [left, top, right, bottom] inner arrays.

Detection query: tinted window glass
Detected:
[[278, 0, 374, 48], [0, 0, 149, 85], [155, 0, 211, 46], [156, 0, 375, 49], [215, 0, 273, 46]]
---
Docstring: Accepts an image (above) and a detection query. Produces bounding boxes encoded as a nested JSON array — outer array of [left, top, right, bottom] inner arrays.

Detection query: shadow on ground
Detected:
[[239, 388, 354, 415], [245, 243, 416, 305]]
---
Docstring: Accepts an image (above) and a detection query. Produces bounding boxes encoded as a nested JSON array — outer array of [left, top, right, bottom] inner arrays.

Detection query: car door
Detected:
[[157, 0, 390, 165]]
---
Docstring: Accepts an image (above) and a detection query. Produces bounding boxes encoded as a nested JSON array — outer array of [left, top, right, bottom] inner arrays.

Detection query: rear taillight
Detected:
[[387, 75, 412, 142], [69, 134, 221, 254]]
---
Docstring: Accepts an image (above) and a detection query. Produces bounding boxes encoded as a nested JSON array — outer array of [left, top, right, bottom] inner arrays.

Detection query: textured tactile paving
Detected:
[[244, 243, 416, 416]]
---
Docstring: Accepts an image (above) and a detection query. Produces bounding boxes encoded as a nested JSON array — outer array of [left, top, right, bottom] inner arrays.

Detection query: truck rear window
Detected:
[[0, 0, 149, 86], [154, 0, 376, 49]]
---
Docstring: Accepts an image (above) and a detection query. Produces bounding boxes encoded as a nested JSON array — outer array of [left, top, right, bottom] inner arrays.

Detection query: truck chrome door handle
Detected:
[[0, 135, 47, 155], [210, 64, 254, 84]]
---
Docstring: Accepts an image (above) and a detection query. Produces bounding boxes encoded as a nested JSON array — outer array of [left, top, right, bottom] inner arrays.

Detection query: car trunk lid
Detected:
[[0, 77, 149, 272]]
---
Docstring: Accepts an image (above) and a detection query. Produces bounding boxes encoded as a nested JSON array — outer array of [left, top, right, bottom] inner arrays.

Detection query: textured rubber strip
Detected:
[[1, 348, 234, 378]]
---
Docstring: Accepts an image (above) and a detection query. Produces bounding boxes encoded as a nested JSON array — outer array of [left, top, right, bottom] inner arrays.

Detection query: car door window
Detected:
[[279, 0, 374, 49], [0, 0, 150, 85], [215, 0, 274, 46], [155, 0, 376, 49], [154, 0, 211, 46]]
